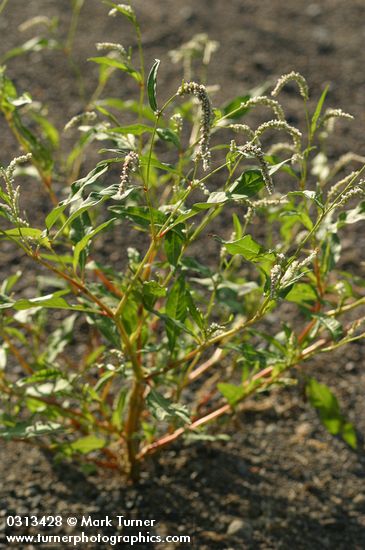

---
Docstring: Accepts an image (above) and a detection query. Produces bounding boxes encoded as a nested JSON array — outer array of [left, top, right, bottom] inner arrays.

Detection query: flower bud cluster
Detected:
[[319, 108, 353, 132], [108, 4, 135, 18], [229, 124, 255, 140], [170, 113, 183, 133], [245, 96, 285, 120], [119, 152, 139, 194], [329, 153, 365, 180], [206, 322, 225, 338], [327, 171, 359, 203], [64, 111, 97, 131], [177, 82, 212, 171], [251, 197, 289, 208], [280, 250, 318, 287], [239, 143, 273, 194], [267, 142, 296, 156], [191, 178, 210, 196], [6, 153, 33, 181], [255, 120, 302, 152], [271, 71, 309, 101], [269, 253, 285, 298], [347, 317, 365, 337], [96, 42, 127, 58], [1, 154, 32, 227], [335, 183, 365, 208]]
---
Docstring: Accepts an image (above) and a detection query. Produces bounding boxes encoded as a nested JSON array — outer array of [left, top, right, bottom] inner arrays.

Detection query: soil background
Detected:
[[1, 1, 365, 549]]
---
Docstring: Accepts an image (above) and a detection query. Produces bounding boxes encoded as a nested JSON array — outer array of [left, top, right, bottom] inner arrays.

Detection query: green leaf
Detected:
[[265, 155, 299, 178], [73, 218, 115, 272], [94, 370, 116, 392], [107, 123, 154, 135], [280, 210, 313, 231], [165, 275, 188, 351], [55, 183, 119, 238], [0, 421, 63, 439], [0, 290, 88, 312], [156, 128, 180, 148], [20, 368, 62, 384], [110, 205, 166, 229], [311, 85, 329, 136], [218, 383, 245, 406], [120, 296, 138, 335], [166, 276, 187, 323], [45, 164, 109, 230], [13, 111, 53, 174], [288, 190, 324, 210], [45, 314, 77, 362], [8, 93, 32, 107], [341, 422, 358, 450], [146, 389, 190, 424], [232, 213, 243, 240], [181, 256, 213, 277], [314, 315, 344, 341], [306, 378, 357, 449], [0, 227, 50, 248], [25, 378, 71, 397], [2, 37, 60, 62], [164, 228, 184, 266], [70, 435, 106, 454], [321, 233, 341, 275], [139, 155, 179, 175], [223, 235, 273, 262], [186, 290, 205, 330], [111, 387, 129, 429], [88, 56, 141, 82], [1, 270, 22, 294], [285, 283, 318, 304], [338, 201, 365, 225], [142, 281, 166, 310], [171, 202, 213, 226], [86, 315, 120, 347], [147, 59, 160, 113], [30, 111, 59, 148], [96, 98, 156, 121], [221, 95, 250, 120], [229, 169, 265, 198], [84, 345, 105, 368]]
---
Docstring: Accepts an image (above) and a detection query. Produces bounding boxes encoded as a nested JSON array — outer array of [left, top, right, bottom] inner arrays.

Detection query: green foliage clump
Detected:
[[0, 1, 364, 480]]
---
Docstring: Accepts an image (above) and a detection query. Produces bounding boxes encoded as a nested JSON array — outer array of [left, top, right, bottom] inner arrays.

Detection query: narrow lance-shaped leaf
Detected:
[[45, 163, 109, 230], [147, 59, 160, 113], [1, 37, 60, 63], [88, 57, 141, 82], [310, 85, 329, 136], [164, 227, 184, 267], [0, 290, 94, 313], [73, 218, 116, 272], [156, 128, 180, 149], [1, 227, 51, 249], [313, 314, 344, 341], [165, 275, 188, 351], [107, 124, 154, 135]]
